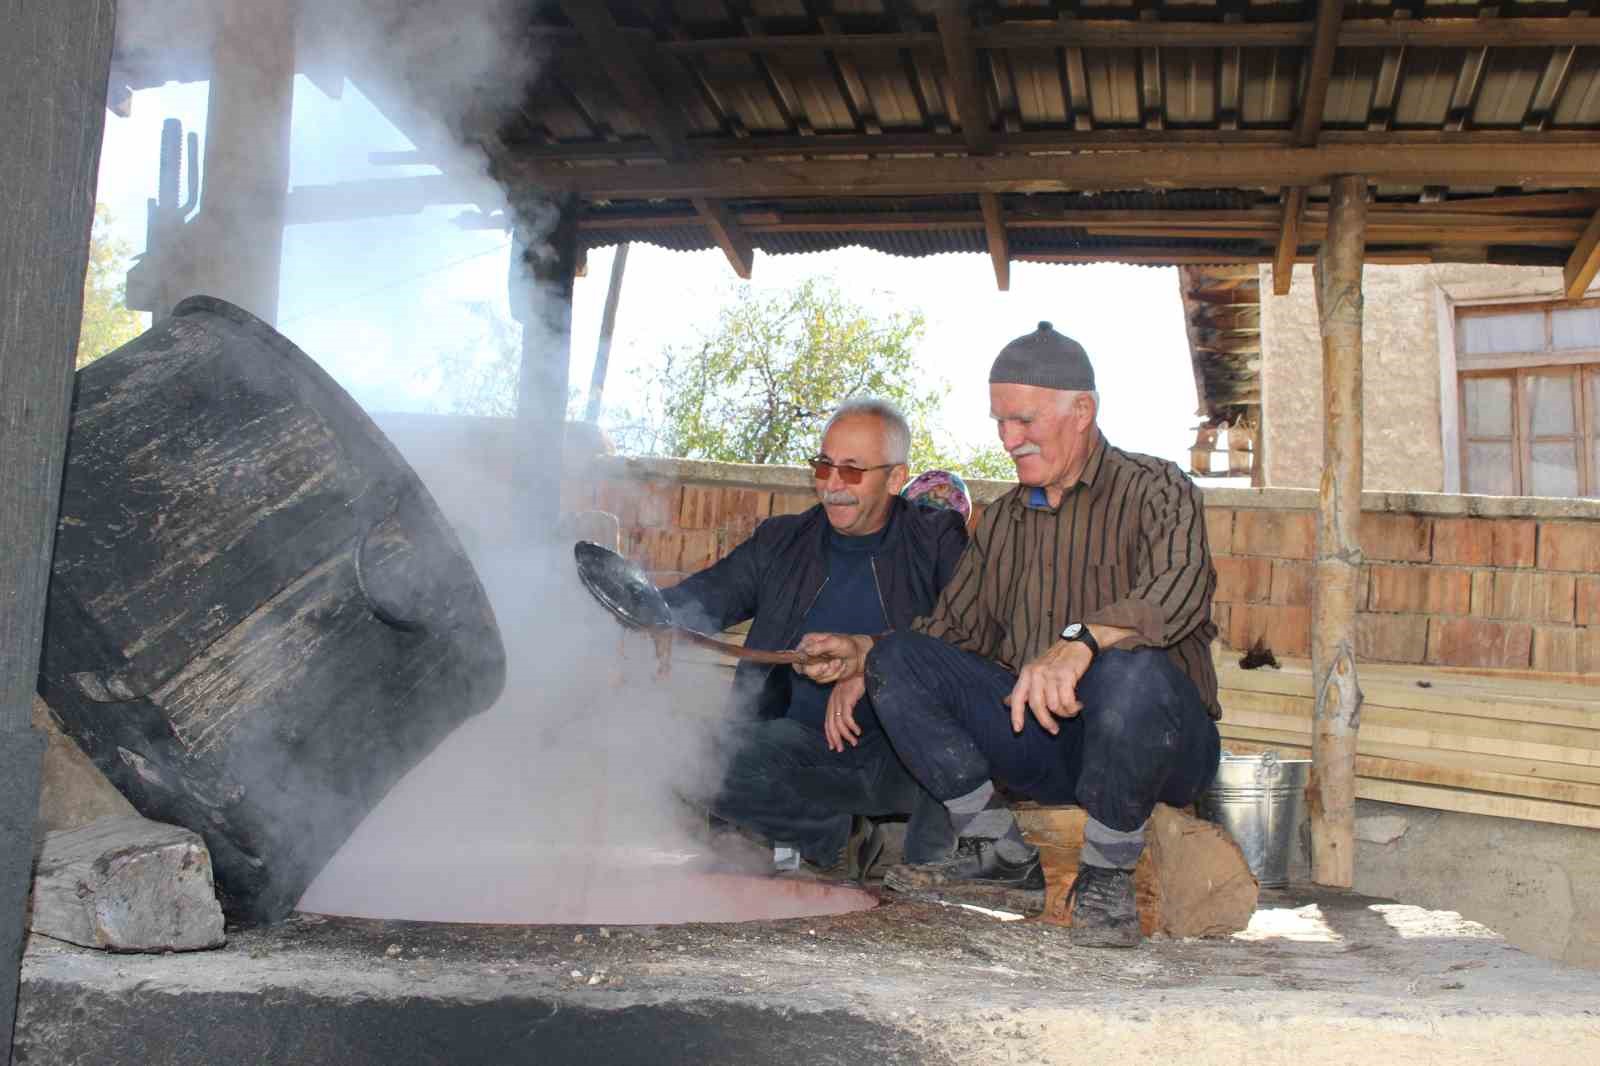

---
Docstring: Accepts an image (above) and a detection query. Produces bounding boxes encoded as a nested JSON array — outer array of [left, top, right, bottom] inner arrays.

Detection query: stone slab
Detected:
[[17, 885, 1600, 1065], [29, 815, 225, 953]]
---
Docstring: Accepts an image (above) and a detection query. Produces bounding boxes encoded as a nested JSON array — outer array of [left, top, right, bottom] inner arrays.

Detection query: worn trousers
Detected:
[[865, 632, 1221, 832], [712, 718, 956, 868]]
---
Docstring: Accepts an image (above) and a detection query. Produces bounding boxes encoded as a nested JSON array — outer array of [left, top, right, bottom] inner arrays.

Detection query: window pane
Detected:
[[1524, 372, 1576, 436], [1552, 308, 1600, 350], [1465, 442, 1515, 496], [1463, 376, 1513, 437], [1529, 441, 1580, 498], [1460, 311, 1545, 355]]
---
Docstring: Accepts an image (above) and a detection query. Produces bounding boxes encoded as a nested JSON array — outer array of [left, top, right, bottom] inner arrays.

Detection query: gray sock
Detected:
[[945, 782, 1035, 863], [1081, 816, 1148, 870]]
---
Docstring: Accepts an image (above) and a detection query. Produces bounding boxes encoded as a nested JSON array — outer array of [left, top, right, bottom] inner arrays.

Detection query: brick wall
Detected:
[[572, 456, 1600, 675]]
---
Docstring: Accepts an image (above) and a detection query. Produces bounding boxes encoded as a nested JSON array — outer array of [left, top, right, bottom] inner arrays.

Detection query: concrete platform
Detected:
[[16, 885, 1600, 1065]]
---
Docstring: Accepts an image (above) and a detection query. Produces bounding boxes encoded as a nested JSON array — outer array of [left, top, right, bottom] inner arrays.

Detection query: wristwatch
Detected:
[[1059, 622, 1099, 659]]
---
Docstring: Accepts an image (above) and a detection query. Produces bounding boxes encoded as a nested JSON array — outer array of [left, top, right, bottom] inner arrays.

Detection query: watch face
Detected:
[[1062, 623, 1083, 640]]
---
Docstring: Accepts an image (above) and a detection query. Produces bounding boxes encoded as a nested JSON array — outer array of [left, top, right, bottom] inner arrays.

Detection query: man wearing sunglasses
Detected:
[[797, 323, 1221, 947], [664, 398, 968, 880]]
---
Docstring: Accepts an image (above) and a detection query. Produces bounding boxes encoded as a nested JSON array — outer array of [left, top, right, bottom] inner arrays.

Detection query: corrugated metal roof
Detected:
[[512, 1, 1600, 273]]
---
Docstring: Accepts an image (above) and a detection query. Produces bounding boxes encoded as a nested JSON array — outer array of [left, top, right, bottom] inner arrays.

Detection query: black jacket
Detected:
[[663, 496, 969, 720]]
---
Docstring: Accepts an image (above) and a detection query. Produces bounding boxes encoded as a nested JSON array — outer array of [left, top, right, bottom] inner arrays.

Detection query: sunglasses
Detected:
[[810, 457, 896, 485]]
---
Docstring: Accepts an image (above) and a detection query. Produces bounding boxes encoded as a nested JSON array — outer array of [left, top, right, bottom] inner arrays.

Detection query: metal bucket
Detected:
[[1197, 751, 1309, 888]]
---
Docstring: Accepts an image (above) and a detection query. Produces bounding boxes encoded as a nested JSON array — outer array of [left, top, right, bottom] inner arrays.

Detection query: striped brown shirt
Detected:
[[914, 432, 1221, 719]]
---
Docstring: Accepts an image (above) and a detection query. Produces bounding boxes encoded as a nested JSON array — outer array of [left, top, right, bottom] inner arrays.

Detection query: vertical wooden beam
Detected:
[[979, 191, 1010, 291], [1563, 210, 1600, 298], [585, 243, 631, 423], [694, 196, 755, 279], [1310, 174, 1367, 891], [936, 0, 992, 154], [1273, 186, 1306, 296], [1275, 0, 1343, 296], [0, 2, 116, 1059], [195, 0, 295, 325], [509, 194, 581, 537]]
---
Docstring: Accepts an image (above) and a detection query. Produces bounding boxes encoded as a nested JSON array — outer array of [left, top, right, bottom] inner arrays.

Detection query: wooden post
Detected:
[[0, 1, 116, 1058], [508, 194, 581, 538], [1309, 174, 1367, 889], [585, 242, 630, 422]]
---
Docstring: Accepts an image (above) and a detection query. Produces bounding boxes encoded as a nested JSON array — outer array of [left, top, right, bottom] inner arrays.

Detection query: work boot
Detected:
[[882, 838, 1045, 893], [777, 817, 884, 883], [1065, 863, 1141, 948]]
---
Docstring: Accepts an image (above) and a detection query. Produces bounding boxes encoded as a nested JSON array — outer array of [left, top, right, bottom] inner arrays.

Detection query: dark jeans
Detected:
[[865, 633, 1221, 832], [713, 719, 956, 868]]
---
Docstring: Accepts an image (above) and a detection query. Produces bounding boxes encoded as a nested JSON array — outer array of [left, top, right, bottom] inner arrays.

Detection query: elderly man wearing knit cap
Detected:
[[798, 322, 1221, 948]]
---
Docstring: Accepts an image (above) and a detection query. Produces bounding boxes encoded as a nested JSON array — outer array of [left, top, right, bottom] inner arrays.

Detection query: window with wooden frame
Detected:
[[1455, 299, 1600, 499]]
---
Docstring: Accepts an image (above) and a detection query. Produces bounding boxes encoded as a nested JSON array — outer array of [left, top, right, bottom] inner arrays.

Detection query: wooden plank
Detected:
[[1, 0, 117, 1053], [693, 196, 754, 278], [936, 0, 991, 154], [646, 19, 1600, 54], [1355, 779, 1600, 831], [978, 191, 1009, 290], [1219, 735, 1600, 808], [520, 145, 1600, 200], [1563, 210, 1600, 299], [1222, 706, 1600, 770], [516, 128, 1600, 163], [1273, 186, 1306, 295], [1309, 175, 1367, 889], [1221, 689, 1600, 754]]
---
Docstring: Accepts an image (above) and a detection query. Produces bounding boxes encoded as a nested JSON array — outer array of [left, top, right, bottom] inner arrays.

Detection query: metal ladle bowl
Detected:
[[572, 541, 822, 666]]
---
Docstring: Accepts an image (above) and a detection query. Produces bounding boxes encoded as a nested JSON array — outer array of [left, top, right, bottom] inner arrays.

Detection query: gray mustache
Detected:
[[1009, 443, 1042, 458], [821, 491, 859, 505]]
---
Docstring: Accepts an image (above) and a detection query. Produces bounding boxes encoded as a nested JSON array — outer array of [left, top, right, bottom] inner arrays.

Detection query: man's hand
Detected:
[[1006, 639, 1093, 735], [823, 675, 868, 752], [795, 632, 872, 685]]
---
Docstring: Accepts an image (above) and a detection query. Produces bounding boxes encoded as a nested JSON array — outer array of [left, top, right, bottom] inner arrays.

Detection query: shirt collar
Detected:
[[1017, 432, 1109, 512]]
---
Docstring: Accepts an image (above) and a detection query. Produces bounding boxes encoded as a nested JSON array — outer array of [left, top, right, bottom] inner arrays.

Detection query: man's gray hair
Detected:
[[824, 397, 911, 465]]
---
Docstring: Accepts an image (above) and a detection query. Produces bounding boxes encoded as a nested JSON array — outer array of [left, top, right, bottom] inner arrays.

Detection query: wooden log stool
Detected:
[[1015, 803, 1259, 938]]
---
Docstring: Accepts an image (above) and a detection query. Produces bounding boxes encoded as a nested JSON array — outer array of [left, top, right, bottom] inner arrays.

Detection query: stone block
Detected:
[[1430, 518, 1494, 566], [1491, 520, 1538, 568], [1427, 617, 1533, 670], [1356, 612, 1429, 664], [30, 814, 225, 953], [1228, 603, 1311, 657], [1537, 521, 1600, 573], [679, 529, 719, 574], [1469, 570, 1495, 617], [635, 480, 681, 529], [771, 491, 815, 516], [1579, 630, 1600, 675], [1491, 571, 1577, 624], [1233, 510, 1315, 560], [1367, 565, 1471, 616], [1532, 627, 1579, 674], [32, 696, 136, 833], [1016, 804, 1257, 939], [1578, 578, 1600, 626], [1361, 513, 1432, 563], [1213, 555, 1272, 604], [1204, 507, 1234, 555], [1269, 560, 1313, 606], [1355, 814, 1410, 845]]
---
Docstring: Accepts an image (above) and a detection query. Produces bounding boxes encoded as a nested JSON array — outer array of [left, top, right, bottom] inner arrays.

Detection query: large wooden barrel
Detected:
[[38, 297, 506, 925]]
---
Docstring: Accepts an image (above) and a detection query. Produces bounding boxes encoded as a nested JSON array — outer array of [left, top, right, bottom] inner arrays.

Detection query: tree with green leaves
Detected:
[[624, 279, 1014, 480], [77, 205, 145, 368]]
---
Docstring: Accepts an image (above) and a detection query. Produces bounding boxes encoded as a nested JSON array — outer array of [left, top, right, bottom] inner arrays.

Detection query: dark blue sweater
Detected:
[[787, 526, 888, 733]]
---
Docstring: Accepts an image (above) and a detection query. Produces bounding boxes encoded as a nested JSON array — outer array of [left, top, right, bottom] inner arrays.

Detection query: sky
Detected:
[[95, 75, 1207, 472]]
